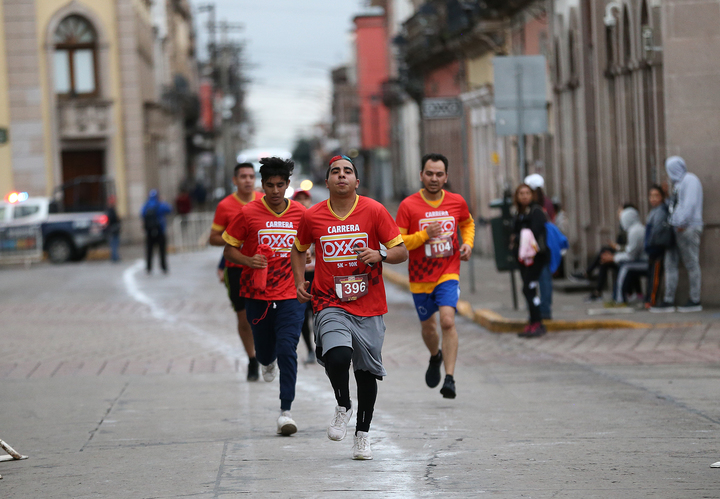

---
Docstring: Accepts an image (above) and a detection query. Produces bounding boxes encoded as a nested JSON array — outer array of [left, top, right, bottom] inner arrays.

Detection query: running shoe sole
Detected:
[[440, 380, 456, 399], [678, 305, 702, 313], [278, 422, 297, 436]]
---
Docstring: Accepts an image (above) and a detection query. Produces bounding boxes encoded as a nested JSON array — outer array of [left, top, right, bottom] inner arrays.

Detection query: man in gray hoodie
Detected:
[[650, 156, 703, 312], [601, 206, 647, 304]]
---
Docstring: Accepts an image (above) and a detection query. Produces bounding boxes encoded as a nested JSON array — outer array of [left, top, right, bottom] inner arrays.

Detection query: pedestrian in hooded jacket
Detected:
[[141, 189, 172, 274], [650, 156, 703, 313], [600, 206, 647, 305]]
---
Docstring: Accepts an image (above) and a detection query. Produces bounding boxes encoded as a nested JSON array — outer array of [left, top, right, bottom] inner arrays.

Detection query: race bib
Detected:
[[334, 274, 369, 302], [425, 236, 454, 258]]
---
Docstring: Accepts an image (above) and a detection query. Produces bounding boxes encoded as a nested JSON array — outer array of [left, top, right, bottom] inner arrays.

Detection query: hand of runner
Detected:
[[297, 280, 312, 303], [354, 245, 381, 265], [426, 222, 443, 238], [459, 243, 472, 261], [217, 268, 224, 283], [249, 254, 268, 269]]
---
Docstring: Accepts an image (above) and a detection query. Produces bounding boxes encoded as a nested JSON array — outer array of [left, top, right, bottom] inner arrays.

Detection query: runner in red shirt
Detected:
[[223, 157, 306, 436], [208, 162, 264, 381], [396, 153, 475, 399], [291, 155, 408, 460]]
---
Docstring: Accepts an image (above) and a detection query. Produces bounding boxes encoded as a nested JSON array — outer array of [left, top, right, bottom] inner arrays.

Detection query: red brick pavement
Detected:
[[2, 295, 718, 379]]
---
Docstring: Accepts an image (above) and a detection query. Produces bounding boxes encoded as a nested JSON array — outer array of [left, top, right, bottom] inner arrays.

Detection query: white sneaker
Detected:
[[327, 405, 353, 441], [277, 411, 297, 436], [352, 431, 373, 460], [262, 360, 277, 382]]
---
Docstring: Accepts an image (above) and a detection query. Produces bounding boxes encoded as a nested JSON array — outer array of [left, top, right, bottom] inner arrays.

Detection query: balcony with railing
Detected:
[[401, 0, 536, 70]]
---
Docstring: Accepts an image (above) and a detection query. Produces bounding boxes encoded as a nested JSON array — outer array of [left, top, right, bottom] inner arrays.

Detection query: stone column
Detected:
[[4, 0, 46, 194], [662, 0, 720, 305]]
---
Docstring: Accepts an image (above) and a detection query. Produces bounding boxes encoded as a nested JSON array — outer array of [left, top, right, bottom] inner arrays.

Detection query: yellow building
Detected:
[[0, 0, 196, 240]]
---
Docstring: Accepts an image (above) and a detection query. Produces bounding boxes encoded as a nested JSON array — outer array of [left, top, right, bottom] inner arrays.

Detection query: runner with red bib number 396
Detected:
[[291, 155, 408, 461]]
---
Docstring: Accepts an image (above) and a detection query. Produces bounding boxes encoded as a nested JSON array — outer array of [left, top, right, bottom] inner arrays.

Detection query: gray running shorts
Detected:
[[314, 307, 387, 378]]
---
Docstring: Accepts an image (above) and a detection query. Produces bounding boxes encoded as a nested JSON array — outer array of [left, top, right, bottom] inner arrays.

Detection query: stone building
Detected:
[[0, 0, 198, 241], [550, 0, 720, 303]]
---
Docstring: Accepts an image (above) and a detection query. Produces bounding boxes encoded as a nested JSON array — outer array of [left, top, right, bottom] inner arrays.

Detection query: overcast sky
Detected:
[[191, 0, 373, 151]]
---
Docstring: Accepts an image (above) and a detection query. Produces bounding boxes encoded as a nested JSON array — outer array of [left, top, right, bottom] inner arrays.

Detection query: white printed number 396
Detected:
[[344, 281, 366, 295]]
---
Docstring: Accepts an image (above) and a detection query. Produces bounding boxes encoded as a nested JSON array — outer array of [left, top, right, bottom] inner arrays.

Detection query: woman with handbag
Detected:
[[511, 183, 548, 338]]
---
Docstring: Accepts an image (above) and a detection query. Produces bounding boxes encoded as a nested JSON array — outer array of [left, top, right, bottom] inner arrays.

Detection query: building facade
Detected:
[[0, 0, 198, 241], [353, 13, 393, 201]]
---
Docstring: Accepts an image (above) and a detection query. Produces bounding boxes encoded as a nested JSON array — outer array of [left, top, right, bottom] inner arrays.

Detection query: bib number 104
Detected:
[[425, 237, 453, 258]]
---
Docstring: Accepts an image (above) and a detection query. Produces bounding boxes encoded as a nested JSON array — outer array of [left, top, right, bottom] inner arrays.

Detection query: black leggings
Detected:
[[301, 271, 314, 353], [324, 346, 378, 433], [520, 264, 543, 324]]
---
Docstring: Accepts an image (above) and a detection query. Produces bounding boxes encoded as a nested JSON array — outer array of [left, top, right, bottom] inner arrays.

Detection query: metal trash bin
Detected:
[[489, 193, 519, 309]]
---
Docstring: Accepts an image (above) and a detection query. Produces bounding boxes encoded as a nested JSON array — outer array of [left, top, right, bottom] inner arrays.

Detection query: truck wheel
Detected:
[[47, 237, 74, 263]]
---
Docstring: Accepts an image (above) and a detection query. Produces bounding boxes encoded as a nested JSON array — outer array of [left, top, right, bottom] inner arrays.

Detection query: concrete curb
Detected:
[[382, 267, 690, 333]]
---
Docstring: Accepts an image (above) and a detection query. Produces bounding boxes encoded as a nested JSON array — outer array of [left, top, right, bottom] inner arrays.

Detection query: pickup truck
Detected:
[[0, 194, 109, 263]]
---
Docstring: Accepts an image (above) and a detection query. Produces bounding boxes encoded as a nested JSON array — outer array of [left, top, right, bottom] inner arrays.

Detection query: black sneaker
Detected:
[[583, 293, 603, 303], [440, 375, 456, 399], [425, 350, 443, 388], [677, 300, 702, 313], [247, 357, 259, 382], [649, 301, 676, 313]]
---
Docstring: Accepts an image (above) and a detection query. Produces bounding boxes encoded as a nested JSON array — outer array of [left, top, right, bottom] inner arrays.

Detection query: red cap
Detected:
[[292, 190, 311, 200]]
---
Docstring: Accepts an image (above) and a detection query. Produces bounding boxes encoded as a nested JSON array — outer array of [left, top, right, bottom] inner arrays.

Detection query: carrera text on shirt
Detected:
[[396, 190, 472, 284], [223, 198, 306, 300], [295, 196, 403, 317]]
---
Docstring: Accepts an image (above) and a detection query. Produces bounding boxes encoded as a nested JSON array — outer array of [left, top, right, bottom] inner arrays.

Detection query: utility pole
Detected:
[[197, 5, 243, 198], [216, 21, 244, 195]]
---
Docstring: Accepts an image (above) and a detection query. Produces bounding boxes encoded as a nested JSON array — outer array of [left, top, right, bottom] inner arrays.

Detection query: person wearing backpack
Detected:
[[141, 189, 172, 274], [644, 185, 671, 308], [511, 183, 548, 338], [650, 156, 704, 312], [524, 174, 556, 320]]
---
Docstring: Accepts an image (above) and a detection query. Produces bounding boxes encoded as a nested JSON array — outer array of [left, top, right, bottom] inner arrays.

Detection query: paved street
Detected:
[[1, 249, 719, 498]]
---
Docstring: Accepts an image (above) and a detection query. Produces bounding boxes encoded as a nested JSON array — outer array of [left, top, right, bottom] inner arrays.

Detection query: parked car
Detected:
[[1, 192, 109, 263]]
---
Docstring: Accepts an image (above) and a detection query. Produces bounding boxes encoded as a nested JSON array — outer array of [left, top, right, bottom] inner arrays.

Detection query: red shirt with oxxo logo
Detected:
[[294, 195, 403, 317], [222, 197, 306, 301], [212, 191, 264, 268], [396, 189, 472, 288]]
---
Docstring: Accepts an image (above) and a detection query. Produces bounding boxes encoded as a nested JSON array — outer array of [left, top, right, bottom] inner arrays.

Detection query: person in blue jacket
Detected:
[[141, 189, 172, 274]]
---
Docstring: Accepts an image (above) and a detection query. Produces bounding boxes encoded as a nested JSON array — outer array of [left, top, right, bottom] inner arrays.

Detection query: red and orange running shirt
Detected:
[[212, 191, 264, 268], [396, 189, 475, 293], [222, 198, 306, 301], [294, 195, 403, 317]]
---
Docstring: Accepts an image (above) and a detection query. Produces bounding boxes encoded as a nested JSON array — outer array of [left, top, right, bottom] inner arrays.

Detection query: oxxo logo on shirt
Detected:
[[320, 232, 369, 262], [258, 229, 297, 253], [419, 216, 455, 237]]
